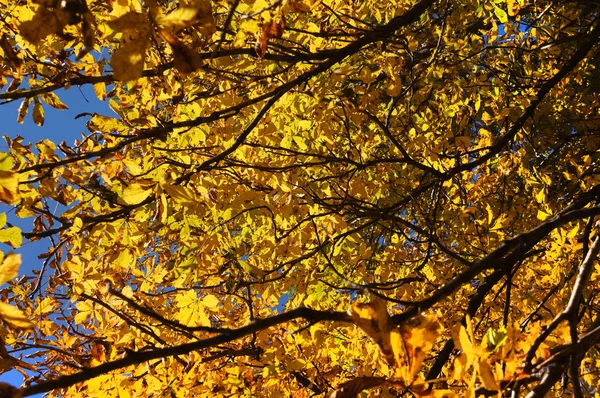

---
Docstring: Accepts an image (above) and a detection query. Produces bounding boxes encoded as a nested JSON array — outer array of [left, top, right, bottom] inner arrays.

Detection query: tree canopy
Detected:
[[1, 0, 600, 396]]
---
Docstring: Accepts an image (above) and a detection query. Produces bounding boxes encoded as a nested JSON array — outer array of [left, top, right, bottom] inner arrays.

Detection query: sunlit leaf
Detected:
[[0, 172, 19, 205], [0, 253, 20, 285], [0, 227, 22, 249], [0, 301, 34, 330], [120, 183, 153, 205]]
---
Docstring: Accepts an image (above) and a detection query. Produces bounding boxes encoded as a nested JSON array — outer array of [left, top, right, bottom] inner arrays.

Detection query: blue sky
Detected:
[[0, 84, 112, 392]]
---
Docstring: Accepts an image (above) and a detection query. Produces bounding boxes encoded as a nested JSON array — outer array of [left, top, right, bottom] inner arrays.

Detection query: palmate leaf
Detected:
[[347, 298, 446, 395]]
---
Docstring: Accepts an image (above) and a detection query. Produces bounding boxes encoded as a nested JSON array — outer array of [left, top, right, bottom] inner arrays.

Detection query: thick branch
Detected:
[[19, 307, 350, 397]]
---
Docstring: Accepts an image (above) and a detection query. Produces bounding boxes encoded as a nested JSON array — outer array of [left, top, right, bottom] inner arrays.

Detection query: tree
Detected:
[[0, 0, 599, 396]]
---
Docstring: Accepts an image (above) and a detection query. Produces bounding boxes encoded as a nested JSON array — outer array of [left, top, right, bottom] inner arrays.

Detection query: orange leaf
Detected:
[[349, 297, 396, 364], [396, 313, 442, 383], [254, 17, 286, 59]]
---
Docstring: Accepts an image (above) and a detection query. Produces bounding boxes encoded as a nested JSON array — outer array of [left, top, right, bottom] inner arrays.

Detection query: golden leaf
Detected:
[[478, 360, 499, 391], [0, 253, 20, 285], [0, 228, 22, 249], [349, 297, 396, 364], [157, 8, 201, 29], [120, 183, 153, 205], [0, 171, 20, 205], [42, 92, 68, 110], [493, 5, 508, 23], [397, 313, 442, 383], [0, 301, 34, 331], [110, 38, 149, 82], [18, 7, 63, 44], [162, 184, 198, 206]]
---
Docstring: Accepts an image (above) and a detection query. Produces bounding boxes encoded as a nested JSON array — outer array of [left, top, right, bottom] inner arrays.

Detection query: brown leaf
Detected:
[[159, 30, 203, 74], [254, 17, 286, 59], [396, 313, 442, 383], [0, 34, 22, 72], [32, 97, 44, 126], [291, 0, 312, 12], [17, 98, 30, 125], [0, 171, 20, 205], [255, 30, 268, 60], [77, 11, 96, 59]]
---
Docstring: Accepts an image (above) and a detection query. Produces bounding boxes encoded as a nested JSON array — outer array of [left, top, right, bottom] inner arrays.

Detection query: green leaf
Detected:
[[493, 5, 508, 23]]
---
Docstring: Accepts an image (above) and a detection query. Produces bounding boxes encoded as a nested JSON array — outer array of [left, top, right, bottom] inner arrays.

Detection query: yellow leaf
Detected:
[[107, 11, 149, 33], [483, 326, 507, 351], [331, 377, 388, 398], [360, 66, 372, 85], [162, 184, 197, 206], [158, 8, 200, 29], [539, 173, 552, 186], [32, 97, 44, 126], [18, 6, 62, 44], [42, 92, 68, 110], [535, 188, 545, 204], [114, 249, 134, 269], [507, 0, 517, 16], [0, 301, 34, 331], [0, 253, 20, 285], [238, 259, 264, 278], [478, 360, 499, 391], [567, 224, 579, 240], [110, 38, 149, 82], [0, 154, 12, 172], [493, 5, 508, 23], [349, 297, 395, 364], [286, 359, 306, 371], [397, 313, 442, 384], [413, 389, 460, 397], [94, 82, 106, 101], [120, 183, 153, 205], [158, 0, 215, 36], [390, 328, 408, 377], [0, 171, 20, 204], [485, 203, 494, 225], [537, 209, 551, 221], [0, 227, 22, 249], [202, 294, 220, 308]]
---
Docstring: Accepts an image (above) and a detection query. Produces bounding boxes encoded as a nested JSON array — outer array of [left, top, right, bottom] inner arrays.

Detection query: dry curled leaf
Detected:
[[255, 17, 286, 59]]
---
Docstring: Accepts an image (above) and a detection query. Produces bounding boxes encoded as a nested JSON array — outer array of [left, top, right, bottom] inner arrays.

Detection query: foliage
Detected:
[[1, 0, 600, 396]]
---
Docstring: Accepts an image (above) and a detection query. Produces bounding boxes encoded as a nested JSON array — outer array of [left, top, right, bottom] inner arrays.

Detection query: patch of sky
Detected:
[[0, 84, 114, 391]]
